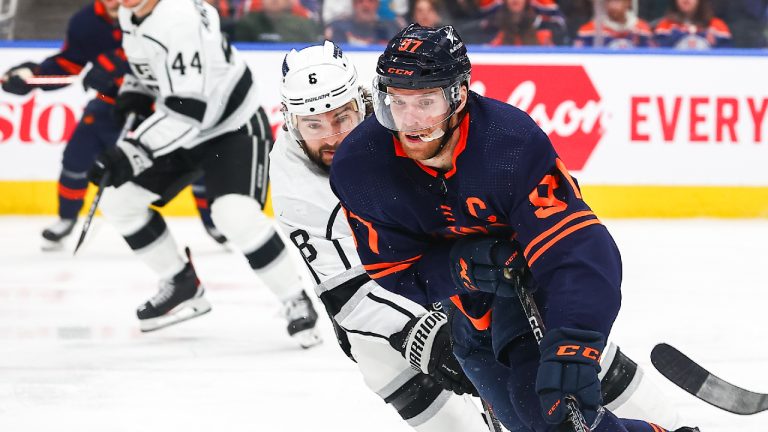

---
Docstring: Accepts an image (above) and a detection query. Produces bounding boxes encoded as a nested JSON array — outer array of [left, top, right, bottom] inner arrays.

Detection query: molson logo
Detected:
[[470, 65, 605, 170], [0, 94, 80, 144]]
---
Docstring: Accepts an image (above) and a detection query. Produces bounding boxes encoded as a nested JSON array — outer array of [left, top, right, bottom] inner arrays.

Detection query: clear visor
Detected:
[[287, 100, 363, 143], [372, 82, 454, 133]]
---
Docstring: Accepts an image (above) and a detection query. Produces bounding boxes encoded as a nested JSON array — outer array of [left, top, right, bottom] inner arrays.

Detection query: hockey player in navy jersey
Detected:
[[330, 24, 699, 432], [0, 0, 224, 250]]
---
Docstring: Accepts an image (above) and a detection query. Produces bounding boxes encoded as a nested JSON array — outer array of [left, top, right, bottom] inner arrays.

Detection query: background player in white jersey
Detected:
[[271, 41, 489, 432], [87, 0, 321, 347], [271, 41, 685, 430]]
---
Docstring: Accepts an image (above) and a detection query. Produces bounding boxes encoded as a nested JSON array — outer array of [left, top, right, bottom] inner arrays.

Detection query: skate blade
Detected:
[[292, 328, 323, 349], [41, 239, 66, 252], [140, 297, 212, 332]]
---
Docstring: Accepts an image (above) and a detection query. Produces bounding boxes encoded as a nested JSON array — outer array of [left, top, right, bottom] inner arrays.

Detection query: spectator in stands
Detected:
[[555, 0, 591, 44], [574, 0, 653, 48], [234, 0, 322, 42], [654, 0, 732, 48], [712, 0, 768, 47], [465, 0, 566, 45], [638, 0, 669, 23], [409, 0, 445, 27], [325, 0, 401, 45]]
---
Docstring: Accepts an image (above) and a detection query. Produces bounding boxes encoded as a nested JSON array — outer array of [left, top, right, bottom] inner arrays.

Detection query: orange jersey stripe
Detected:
[[369, 261, 418, 279], [450, 295, 492, 331], [528, 219, 602, 267], [524, 210, 594, 259], [363, 255, 422, 271], [54, 57, 83, 75], [345, 208, 380, 254]]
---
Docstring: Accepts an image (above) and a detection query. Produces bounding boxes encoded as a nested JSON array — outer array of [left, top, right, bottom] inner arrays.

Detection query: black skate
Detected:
[[204, 224, 228, 245], [41, 218, 76, 251], [673, 428, 700, 432], [136, 253, 212, 332], [283, 291, 322, 349]]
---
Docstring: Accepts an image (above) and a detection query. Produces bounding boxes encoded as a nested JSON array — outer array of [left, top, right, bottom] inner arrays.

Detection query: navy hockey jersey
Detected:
[[37, 1, 124, 99], [330, 91, 623, 336]]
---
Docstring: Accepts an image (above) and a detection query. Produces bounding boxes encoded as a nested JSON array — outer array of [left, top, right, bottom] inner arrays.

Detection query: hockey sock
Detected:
[[57, 171, 88, 219], [124, 210, 186, 279]]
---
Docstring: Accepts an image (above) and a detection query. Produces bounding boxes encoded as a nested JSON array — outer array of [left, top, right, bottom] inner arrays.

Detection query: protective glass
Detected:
[[372, 78, 453, 133], [287, 100, 363, 143]]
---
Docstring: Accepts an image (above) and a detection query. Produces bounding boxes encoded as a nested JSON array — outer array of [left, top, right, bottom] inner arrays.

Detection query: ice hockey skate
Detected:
[[136, 257, 212, 332], [41, 218, 77, 251], [282, 291, 322, 349]]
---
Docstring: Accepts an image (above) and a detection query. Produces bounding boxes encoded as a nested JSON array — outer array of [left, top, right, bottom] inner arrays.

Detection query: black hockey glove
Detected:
[[536, 328, 605, 427], [83, 51, 129, 96], [1, 62, 39, 95], [449, 236, 530, 297], [88, 138, 153, 188], [389, 311, 477, 396], [114, 91, 154, 126]]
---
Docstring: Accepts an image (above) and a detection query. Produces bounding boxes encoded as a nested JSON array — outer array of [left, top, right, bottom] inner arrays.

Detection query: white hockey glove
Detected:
[[389, 311, 477, 396]]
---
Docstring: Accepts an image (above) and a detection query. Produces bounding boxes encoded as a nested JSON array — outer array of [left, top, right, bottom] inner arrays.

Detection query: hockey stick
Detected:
[[73, 113, 136, 255], [505, 269, 593, 432], [0, 75, 78, 86], [651, 343, 768, 415], [481, 398, 504, 432]]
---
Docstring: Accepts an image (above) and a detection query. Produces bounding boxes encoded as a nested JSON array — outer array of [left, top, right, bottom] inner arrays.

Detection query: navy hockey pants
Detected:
[[449, 296, 671, 432]]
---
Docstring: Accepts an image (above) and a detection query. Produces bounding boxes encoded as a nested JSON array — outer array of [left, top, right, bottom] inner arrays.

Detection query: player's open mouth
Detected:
[[404, 134, 423, 142]]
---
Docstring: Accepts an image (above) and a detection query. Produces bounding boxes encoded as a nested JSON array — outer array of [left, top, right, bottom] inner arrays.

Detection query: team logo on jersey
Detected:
[[470, 65, 605, 171], [129, 62, 158, 83]]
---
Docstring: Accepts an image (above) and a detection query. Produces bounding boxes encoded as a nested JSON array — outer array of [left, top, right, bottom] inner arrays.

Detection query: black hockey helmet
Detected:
[[376, 24, 471, 91], [373, 24, 471, 134]]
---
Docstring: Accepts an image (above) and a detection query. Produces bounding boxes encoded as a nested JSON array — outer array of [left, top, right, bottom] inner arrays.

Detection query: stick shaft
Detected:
[[72, 113, 136, 255]]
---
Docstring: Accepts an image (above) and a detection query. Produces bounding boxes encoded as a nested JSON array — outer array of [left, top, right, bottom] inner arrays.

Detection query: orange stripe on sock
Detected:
[[523, 210, 594, 259], [528, 219, 601, 267], [58, 183, 87, 200]]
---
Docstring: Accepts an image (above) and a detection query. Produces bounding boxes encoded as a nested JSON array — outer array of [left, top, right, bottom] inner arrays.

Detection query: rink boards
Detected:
[[0, 44, 766, 217]]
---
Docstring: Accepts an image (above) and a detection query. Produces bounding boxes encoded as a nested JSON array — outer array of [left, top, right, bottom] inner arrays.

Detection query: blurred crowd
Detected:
[[205, 0, 768, 49]]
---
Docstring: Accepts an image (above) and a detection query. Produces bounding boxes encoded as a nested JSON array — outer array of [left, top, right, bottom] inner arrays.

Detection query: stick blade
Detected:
[[651, 343, 768, 415]]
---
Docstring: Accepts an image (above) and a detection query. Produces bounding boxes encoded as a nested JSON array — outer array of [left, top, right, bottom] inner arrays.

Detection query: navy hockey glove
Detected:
[[449, 236, 528, 297], [88, 138, 153, 188], [536, 328, 605, 426], [114, 91, 154, 126], [1, 62, 39, 95], [389, 311, 477, 396], [83, 51, 128, 96]]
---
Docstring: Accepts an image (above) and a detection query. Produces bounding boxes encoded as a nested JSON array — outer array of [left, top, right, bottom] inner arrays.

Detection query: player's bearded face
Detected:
[[387, 88, 452, 160], [295, 101, 361, 171]]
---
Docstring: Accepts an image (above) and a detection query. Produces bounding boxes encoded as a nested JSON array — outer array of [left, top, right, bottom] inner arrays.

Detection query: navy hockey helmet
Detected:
[[376, 24, 471, 91], [373, 24, 471, 133]]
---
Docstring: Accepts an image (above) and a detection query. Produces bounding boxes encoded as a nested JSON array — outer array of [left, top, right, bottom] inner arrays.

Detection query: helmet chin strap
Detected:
[[425, 110, 468, 160]]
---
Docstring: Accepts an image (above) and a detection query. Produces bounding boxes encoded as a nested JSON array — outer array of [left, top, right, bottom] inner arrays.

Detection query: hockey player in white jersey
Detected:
[[270, 41, 685, 430], [87, 0, 321, 347]]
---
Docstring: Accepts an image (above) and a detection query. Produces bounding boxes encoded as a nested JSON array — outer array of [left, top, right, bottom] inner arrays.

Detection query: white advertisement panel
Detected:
[[1, 47, 766, 187]]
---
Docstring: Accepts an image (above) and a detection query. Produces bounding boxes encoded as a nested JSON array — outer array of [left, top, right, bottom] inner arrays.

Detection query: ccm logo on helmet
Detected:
[[387, 68, 414, 76]]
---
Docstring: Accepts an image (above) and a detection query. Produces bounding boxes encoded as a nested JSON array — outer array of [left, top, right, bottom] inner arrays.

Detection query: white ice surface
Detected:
[[0, 216, 766, 432]]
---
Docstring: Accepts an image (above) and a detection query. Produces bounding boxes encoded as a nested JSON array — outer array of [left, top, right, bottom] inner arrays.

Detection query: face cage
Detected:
[[284, 98, 365, 144], [372, 77, 463, 133]]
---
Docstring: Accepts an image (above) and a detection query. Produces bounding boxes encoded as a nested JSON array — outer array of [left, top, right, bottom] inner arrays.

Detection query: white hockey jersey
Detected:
[[119, 0, 260, 157], [270, 128, 358, 284], [270, 129, 428, 341]]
